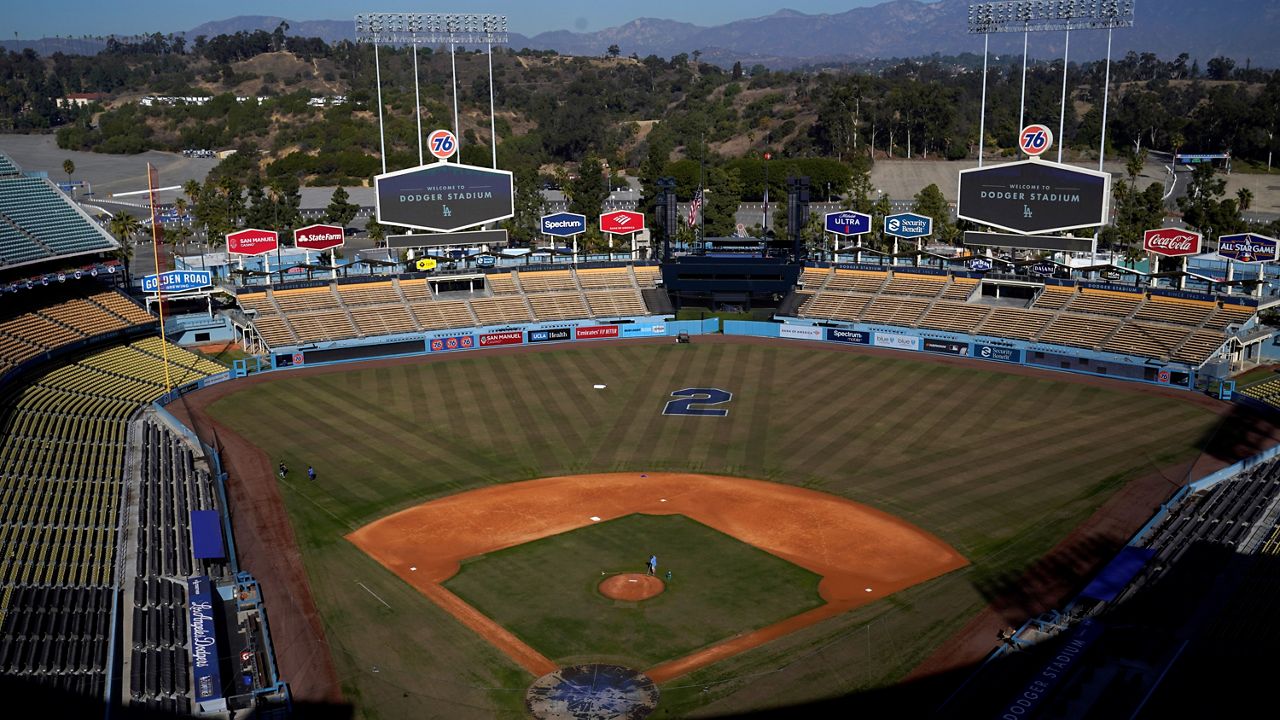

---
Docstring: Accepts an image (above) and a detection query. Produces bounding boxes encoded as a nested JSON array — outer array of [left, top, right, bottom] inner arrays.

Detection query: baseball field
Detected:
[[195, 338, 1226, 718]]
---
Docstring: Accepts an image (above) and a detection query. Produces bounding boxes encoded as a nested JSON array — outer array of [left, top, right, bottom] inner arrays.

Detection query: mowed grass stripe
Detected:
[[588, 345, 696, 470], [730, 345, 776, 477]]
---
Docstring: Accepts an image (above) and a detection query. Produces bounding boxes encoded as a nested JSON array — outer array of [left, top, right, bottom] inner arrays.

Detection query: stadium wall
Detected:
[[726, 320, 1197, 389]]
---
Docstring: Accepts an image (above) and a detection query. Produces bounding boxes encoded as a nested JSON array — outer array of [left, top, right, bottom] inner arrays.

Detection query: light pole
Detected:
[[763, 151, 771, 233]]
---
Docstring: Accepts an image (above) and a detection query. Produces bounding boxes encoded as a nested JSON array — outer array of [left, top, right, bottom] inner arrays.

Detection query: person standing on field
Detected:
[[647, 554, 657, 576]]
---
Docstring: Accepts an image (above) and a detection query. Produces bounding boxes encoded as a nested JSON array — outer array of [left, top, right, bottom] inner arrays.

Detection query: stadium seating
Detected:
[[0, 156, 118, 267], [798, 292, 870, 323], [1134, 296, 1216, 326], [0, 290, 156, 375], [800, 267, 832, 290], [881, 273, 947, 298], [1103, 322, 1188, 359], [241, 266, 657, 348], [0, 340, 223, 695], [974, 307, 1053, 340], [1031, 285, 1077, 310], [1204, 303, 1255, 330], [918, 302, 993, 334], [1066, 290, 1144, 317], [826, 269, 889, 293], [1172, 330, 1230, 365], [860, 296, 930, 326], [1038, 314, 1121, 350], [631, 266, 661, 287], [941, 277, 979, 301]]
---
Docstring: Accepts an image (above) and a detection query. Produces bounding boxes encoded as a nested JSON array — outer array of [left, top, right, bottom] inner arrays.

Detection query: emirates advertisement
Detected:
[[1143, 228, 1202, 257]]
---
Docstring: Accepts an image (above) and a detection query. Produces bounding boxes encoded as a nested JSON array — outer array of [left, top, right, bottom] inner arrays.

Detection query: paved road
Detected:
[[0, 133, 218, 198]]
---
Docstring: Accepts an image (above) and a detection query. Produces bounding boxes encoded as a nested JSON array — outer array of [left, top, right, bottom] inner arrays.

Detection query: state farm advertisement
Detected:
[[1143, 228, 1201, 257], [226, 228, 278, 256], [575, 325, 620, 340], [294, 224, 345, 251], [478, 331, 524, 347]]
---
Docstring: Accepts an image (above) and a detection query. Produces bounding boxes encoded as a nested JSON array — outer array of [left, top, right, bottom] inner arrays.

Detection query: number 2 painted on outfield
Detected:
[[663, 388, 732, 417]]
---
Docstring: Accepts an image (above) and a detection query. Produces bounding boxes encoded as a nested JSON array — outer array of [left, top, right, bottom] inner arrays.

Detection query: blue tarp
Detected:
[[1079, 546, 1157, 602], [190, 510, 225, 560]]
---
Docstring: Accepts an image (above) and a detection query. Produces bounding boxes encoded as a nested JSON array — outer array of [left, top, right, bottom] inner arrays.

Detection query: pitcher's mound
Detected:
[[599, 573, 664, 601]]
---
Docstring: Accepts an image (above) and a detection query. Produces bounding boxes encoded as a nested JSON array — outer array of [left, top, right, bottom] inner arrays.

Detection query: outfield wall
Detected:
[[728, 320, 1197, 389]]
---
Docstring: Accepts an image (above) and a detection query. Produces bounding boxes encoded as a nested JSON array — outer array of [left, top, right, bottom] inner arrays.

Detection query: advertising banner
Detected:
[[478, 330, 524, 347], [428, 335, 475, 352], [142, 270, 212, 294], [825, 328, 869, 344], [957, 159, 1109, 234], [964, 231, 1093, 253], [825, 211, 872, 236], [528, 328, 572, 343], [873, 333, 920, 351], [541, 212, 587, 237], [575, 325, 621, 340], [600, 210, 645, 234], [923, 338, 970, 356], [294, 224, 345, 251], [375, 162, 514, 232], [779, 324, 823, 340], [226, 228, 278, 256], [1217, 233, 1279, 263], [974, 344, 1022, 363], [884, 213, 933, 239], [1142, 228, 1201, 257], [187, 576, 223, 703]]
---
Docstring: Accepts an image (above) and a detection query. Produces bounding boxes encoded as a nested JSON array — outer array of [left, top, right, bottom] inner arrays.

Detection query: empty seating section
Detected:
[[1103, 323, 1188, 359], [0, 164, 117, 266], [409, 301, 474, 329], [1, 290, 155, 373], [975, 308, 1053, 340], [529, 293, 591, 322], [336, 282, 399, 306], [1066, 290, 1143, 317], [631, 266, 660, 287], [485, 273, 519, 294], [470, 296, 533, 326], [826, 270, 888, 293], [1135, 297, 1215, 326], [1205, 304, 1255, 330], [861, 297, 930, 326], [1241, 378, 1280, 409], [800, 267, 831, 289], [1039, 314, 1120, 349], [799, 292, 870, 322], [919, 303, 993, 333], [1173, 330, 1229, 365], [244, 267, 658, 347], [517, 270, 577, 293], [585, 290, 647, 317], [882, 273, 947, 297], [575, 268, 633, 289], [1032, 285, 1077, 310], [0, 153, 17, 176], [0, 339, 221, 695], [941, 277, 978, 301]]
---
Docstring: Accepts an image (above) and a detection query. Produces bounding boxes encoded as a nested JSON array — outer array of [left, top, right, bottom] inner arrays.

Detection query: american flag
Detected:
[[687, 188, 703, 227]]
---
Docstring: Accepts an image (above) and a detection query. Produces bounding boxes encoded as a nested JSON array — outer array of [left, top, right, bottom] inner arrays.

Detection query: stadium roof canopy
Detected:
[[0, 152, 119, 271]]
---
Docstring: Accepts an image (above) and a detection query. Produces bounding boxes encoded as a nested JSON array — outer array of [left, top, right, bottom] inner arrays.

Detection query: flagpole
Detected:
[[697, 133, 706, 242], [146, 163, 173, 395]]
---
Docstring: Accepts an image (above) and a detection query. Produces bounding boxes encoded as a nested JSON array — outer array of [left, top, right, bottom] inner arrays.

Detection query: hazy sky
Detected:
[[7, 1, 886, 39]]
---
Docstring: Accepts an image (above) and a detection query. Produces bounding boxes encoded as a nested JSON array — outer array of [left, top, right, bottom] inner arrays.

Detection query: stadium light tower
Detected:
[[968, 1, 1135, 167], [355, 13, 510, 170]]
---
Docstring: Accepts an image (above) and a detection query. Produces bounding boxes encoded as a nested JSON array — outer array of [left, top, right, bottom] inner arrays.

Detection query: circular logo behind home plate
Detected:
[[526, 664, 659, 720]]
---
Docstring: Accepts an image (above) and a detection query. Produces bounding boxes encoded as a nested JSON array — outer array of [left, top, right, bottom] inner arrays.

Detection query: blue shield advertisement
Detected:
[[884, 213, 933, 239], [540, 212, 587, 237], [824, 211, 871, 236], [142, 270, 212, 294]]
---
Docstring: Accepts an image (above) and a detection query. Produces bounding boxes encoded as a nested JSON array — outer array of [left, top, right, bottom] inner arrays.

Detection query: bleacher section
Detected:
[[0, 153, 118, 268], [0, 340, 223, 697], [1, 290, 156, 376], [793, 267, 1252, 366], [242, 266, 660, 349]]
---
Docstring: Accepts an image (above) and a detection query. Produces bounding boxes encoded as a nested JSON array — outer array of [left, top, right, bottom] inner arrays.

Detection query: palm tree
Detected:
[[1237, 187, 1254, 214], [62, 159, 74, 191], [107, 211, 142, 282]]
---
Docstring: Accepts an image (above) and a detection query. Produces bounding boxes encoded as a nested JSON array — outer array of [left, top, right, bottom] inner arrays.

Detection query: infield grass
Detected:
[[206, 341, 1224, 718], [444, 513, 824, 667]]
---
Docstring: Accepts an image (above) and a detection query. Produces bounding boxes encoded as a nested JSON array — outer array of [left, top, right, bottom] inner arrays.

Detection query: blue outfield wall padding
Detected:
[[1079, 546, 1156, 602], [190, 509, 226, 559]]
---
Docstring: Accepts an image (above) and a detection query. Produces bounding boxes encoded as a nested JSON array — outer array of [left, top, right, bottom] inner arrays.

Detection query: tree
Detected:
[[1206, 56, 1235, 81], [702, 167, 743, 238], [732, 61, 743, 80], [568, 155, 610, 219], [606, 44, 620, 59], [325, 186, 359, 227], [62, 159, 74, 188], [365, 218, 385, 245], [108, 211, 142, 246], [1177, 163, 1243, 241], [503, 165, 544, 245], [912, 183, 953, 242], [1237, 187, 1254, 214]]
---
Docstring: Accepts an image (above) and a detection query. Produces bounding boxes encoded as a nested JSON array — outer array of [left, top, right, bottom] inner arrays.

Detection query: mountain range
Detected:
[[6, 0, 1280, 68]]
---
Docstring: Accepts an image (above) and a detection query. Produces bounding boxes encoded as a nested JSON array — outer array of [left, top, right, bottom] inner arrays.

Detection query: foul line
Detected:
[[356, 581, 392, 609]]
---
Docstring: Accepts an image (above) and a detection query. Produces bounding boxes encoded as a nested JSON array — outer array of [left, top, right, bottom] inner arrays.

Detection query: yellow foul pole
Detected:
[[146, 163, 173, 394]]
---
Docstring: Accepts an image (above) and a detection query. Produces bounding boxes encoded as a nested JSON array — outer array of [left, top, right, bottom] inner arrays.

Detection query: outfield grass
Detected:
[[207, 342, 1223, 718], [444, 514, 824, 667]]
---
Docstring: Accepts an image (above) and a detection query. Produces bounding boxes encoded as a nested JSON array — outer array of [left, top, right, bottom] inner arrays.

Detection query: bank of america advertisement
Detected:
[[375, 162, 514, 232]]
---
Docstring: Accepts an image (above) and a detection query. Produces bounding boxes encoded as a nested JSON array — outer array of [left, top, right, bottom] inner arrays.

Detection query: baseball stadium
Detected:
[[4, 10, 1280, 720]]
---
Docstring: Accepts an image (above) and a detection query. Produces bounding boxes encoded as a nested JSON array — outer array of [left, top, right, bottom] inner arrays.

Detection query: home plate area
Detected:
[[526, 664, 660, 720]]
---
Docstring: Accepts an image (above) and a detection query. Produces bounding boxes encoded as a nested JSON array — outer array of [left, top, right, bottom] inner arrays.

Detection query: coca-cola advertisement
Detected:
[[1143, 228, 1202, 257]]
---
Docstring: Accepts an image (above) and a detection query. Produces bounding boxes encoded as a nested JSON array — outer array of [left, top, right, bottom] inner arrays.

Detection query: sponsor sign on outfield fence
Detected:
[[478, 331, 524, 347], [528, 328, 572, 343], [873, 333, 920, 351], [428, 335, 475, 352], [974, 344, 1022, 363], [825, 328, 869, 344], [923, 339, 970, 356], [575, 325, 621, 340], [779, 324, 823, 340]]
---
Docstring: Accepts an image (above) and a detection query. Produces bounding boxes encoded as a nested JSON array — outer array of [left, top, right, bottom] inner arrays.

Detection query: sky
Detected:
[[6, 1, 887, 39]]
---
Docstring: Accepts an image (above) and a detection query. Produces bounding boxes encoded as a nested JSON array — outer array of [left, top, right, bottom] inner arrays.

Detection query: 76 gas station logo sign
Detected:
[[1019, 124, 1053, 157]]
